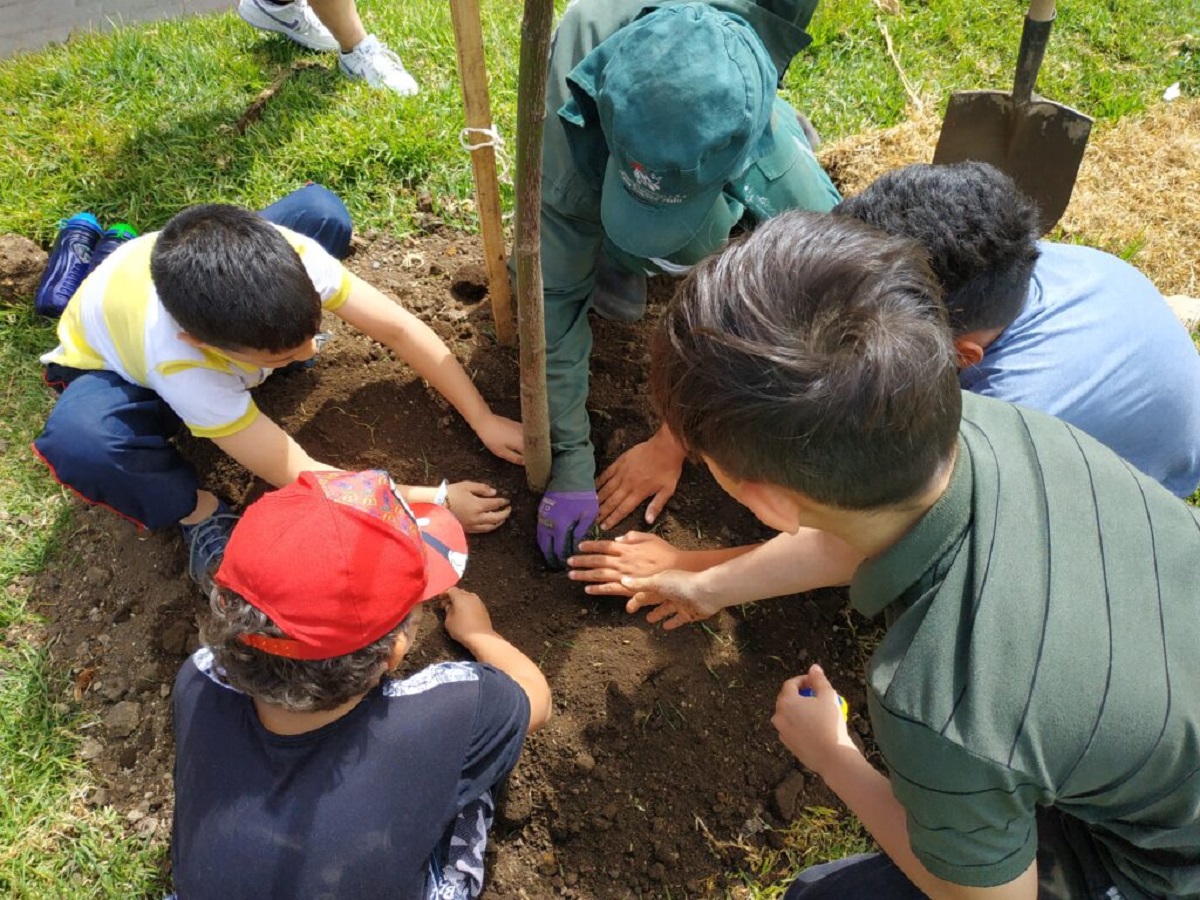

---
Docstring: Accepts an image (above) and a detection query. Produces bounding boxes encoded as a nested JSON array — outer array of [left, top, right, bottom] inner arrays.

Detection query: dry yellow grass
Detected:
[[819, 98, 1200, 296]]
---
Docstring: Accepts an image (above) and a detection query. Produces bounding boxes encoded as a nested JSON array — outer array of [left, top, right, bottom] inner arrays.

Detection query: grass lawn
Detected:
[[0, 0, 1197, 895]]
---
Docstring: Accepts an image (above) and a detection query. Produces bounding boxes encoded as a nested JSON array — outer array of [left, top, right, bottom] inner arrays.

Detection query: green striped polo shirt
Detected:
[[851, 391, 1200, 898]]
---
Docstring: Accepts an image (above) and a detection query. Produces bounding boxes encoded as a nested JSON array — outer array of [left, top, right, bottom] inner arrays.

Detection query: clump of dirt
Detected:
[[29, 226, 872, 898], [0, 233, 47, 305]]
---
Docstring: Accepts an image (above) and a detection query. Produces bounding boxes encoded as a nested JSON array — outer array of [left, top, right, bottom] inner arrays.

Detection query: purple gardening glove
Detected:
[[537, 490, 600, 569]]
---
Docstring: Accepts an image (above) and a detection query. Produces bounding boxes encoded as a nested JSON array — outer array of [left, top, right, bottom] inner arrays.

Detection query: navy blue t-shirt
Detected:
[[171, 650, 530, 900]]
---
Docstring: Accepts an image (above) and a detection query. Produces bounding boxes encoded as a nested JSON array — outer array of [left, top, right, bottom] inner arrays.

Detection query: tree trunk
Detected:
[[514, 0, 554, 492]]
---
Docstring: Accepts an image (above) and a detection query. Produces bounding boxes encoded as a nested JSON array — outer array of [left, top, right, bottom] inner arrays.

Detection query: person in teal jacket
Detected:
[[534, 0, 841, 566]]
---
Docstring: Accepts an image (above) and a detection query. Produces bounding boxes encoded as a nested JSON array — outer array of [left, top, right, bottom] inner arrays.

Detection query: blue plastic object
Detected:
[[800, 686, 850, 722], [35, 212, 102, 317]]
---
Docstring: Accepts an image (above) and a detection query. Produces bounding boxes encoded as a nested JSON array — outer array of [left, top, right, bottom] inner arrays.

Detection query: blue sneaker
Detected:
[[34, 213, 103, 318], [180, 500, 239, 596], [85, 222, 138, 277]]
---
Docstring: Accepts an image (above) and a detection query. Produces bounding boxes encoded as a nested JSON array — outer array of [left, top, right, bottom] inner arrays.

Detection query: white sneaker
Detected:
[[339, 35, 420, 96], [237, 0, 339, 52]]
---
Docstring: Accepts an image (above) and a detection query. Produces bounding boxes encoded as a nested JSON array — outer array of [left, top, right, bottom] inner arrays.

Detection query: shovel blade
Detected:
[[933, 89, 1093, 233]]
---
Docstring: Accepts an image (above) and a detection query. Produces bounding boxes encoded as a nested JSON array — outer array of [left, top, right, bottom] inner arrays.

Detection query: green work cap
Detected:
[[566, 4, 776, 259]]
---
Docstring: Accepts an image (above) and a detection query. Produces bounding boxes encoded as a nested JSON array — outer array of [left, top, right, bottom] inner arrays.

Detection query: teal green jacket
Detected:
[[539, 0, 841, 492]]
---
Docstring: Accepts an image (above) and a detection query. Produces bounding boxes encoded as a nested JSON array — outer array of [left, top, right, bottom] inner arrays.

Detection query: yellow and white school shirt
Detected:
[[41, 226, 351, 439]]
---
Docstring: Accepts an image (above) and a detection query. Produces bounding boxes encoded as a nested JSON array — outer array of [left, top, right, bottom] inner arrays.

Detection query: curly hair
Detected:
[[833, 162, 1041, 334], [202, 589, 412, 712]]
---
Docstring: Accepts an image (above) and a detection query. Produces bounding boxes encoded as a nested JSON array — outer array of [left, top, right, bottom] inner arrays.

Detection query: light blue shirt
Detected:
[[960, 242, 1200, 497]]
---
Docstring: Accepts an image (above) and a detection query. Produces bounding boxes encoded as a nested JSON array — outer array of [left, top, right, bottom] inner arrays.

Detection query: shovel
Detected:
[[932, 0, 1092, 233]]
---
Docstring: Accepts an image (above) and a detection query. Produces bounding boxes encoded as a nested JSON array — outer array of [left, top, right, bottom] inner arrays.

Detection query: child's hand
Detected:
[[567, 531, 681, 596], [474, 414, 525, 466], [622, 569, 724, 629], [772, 665, 858, 776], [447, 481, 511, 533], [440, 587, 495, 643], [595, 429, 686, 529]]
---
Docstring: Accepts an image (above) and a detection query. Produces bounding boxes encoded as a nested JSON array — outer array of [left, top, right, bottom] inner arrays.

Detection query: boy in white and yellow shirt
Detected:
[[34, 186, 522, 590]]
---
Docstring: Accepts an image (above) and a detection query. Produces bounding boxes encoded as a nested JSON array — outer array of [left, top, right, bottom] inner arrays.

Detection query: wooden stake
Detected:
[[449, 0, 515, 347], [513, 0, 555, 491]]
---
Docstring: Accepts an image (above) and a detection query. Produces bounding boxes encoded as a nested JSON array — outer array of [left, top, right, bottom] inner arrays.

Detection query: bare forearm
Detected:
[[820, 747, 933, 891], [213, 416, 338, 488], [698, 528, 863, 606], [399, 484, 439, 505], [675, 544, 757, 572], [459, 631, 552, 731], [336, 276, 494, 429]]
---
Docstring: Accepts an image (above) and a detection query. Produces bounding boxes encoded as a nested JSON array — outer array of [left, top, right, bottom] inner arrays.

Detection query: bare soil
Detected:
[[26, 226, 873, 898]]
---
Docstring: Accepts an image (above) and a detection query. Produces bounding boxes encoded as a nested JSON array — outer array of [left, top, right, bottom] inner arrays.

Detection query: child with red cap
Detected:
[[170, 469, 551, 900]]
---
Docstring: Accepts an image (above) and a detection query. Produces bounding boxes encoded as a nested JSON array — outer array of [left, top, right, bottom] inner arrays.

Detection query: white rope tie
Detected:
[[459, 125, 511, 182]]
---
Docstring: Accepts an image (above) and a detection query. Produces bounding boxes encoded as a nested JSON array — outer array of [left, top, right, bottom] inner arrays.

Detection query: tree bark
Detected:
[[514, 0, 554, 491]]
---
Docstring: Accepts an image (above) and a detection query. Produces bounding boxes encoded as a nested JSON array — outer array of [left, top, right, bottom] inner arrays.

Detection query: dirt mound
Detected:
[[0, 233, 47, 305]]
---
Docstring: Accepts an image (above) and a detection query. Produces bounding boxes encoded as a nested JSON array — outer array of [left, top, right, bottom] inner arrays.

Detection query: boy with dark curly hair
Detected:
[[170, 469, 551, 900]]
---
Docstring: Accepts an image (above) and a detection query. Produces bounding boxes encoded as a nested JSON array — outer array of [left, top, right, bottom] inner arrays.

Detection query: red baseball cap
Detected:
[[214, 470, 467, 660]]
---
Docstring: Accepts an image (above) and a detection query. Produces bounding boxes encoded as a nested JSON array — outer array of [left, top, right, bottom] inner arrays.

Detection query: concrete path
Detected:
[[1, 0, 232, 58]]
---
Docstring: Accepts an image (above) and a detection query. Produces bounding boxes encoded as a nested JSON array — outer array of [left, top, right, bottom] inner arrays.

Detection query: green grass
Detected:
[[724, 806, 874, 898], [0, 0, 1196, 240], [0, 2, 523, 243], [0, 641, 165, 898], [786, 0, 1200, 138], [0, 0, 1197, 894]]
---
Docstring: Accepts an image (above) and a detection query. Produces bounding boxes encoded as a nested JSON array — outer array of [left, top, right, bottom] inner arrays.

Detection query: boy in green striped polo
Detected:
[[634, 211, 1200, 899]]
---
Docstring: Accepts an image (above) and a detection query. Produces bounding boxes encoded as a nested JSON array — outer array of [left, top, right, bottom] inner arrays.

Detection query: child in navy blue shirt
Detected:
[[170, 469, 551, 900]]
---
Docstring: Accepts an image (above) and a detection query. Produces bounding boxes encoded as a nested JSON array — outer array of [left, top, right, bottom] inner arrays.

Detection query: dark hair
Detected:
[[832, 162, 1041, 334], [202, 589, 414, 712], [653, 211, 961, 510], [150, 204, 322, 352]]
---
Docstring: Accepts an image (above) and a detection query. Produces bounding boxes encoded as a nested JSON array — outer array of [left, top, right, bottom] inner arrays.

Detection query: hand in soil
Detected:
[[567, 531, 681, 596], [595, 426, 686, 529], [772, 664, 857, 775], [474, 413, 525, 466], [439, 586, 495, 643], [447, 481, 511, 533], [622, 569, 725, 629]]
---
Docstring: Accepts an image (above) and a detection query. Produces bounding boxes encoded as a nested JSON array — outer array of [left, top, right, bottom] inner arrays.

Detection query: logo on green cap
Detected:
[[623, 161, 686, 206]]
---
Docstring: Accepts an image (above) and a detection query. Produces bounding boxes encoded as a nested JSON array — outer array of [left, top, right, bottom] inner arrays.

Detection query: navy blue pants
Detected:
[[782, 809, 1121, 900], [258, 184, 353, 260], [33, 184, 352, 530], [783, 854, 924, 900]]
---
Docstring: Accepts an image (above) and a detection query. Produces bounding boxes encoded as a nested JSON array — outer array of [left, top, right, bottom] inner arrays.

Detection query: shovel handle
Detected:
[[1029, 0, 1056, 22], [1013, 0, 1057, 105]]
